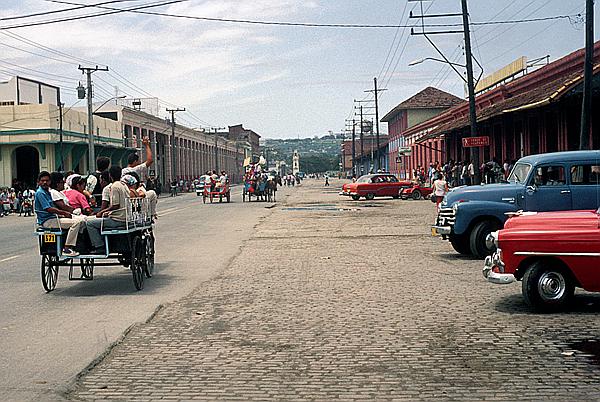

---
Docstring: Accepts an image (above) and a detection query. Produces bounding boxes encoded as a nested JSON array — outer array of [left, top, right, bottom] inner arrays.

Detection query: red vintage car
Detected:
[[400, 183, 434, 200], [483, 208, 600, 311], [340, 174, 411, 201]]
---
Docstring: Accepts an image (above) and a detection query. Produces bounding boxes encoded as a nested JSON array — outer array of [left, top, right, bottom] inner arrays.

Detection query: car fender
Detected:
[[453, 200, 519, 235]]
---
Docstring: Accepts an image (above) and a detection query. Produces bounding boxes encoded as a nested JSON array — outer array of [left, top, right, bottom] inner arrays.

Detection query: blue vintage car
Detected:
[[432, 150, 600, 258]]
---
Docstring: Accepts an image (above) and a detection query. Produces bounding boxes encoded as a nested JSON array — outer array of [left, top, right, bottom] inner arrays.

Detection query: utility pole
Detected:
[[580, 0, 594, 150], [352, 120, 356, 177], [359, 105, 364, 174], [364, 78, 387, 171], [461, 0, 480, 184], [341, 130, 346, 177], [410, 0, 482, 184], [166, 107, 185, 184], [58, 102, 64, 172], [78, 65, 108, 173], [211, 127, 226, 171]]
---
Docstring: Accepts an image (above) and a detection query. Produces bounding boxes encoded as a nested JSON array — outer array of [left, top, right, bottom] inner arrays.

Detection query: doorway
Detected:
[[14, 146, 40, 189]]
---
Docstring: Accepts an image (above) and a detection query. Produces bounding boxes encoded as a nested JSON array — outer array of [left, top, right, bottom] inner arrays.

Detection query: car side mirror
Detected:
[[526, 185, 537, 194]]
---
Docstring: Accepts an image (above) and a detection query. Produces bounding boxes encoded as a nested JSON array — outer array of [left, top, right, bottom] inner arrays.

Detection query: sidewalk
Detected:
[[68, 179, 600, 401]]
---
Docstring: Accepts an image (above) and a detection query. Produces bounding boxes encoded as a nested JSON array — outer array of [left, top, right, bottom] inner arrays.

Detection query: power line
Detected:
[[0, 31, 107, 67], [1, 0, 579, 31], [0, 0, 185, 30], [377, 1, 411, 80], [0, 0, 139, 22]]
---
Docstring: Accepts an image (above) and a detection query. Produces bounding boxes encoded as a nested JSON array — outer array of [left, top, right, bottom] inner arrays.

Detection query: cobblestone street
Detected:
[[69, 179, 600, 401]]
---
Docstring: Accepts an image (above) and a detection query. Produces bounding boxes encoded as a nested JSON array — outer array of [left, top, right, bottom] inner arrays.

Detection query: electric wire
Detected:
[[0, 0, 140, 22], [0, 0, 186, 30], [1, 0, 580, 31]]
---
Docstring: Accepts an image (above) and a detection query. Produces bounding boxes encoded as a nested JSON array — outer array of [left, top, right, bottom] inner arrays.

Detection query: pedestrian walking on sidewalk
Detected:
[[324, 175, 329, 186]]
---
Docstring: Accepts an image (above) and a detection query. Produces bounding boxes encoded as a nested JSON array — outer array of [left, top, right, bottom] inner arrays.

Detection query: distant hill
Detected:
[[261, 135, 343, 174]]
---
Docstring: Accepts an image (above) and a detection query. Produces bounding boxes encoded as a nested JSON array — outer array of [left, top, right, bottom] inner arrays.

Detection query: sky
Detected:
[[1, 0, 599, 139]]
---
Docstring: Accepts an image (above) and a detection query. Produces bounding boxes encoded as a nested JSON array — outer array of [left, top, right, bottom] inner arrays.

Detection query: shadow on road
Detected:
[[437, 252, 481, 261], [50, 263, 175, 297], [494, 293, 600, 315]]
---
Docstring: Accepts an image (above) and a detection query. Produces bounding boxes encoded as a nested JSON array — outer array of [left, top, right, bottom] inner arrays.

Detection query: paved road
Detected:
[[69, 179, 600, 401], [0, 186, 289, 401]]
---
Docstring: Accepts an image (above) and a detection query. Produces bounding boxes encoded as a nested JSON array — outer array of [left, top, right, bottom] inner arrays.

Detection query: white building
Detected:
[[292, 150, 300, 174]]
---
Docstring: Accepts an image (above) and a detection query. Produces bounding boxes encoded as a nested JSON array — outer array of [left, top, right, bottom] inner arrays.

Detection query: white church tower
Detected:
[[292, 150, 300, 174]]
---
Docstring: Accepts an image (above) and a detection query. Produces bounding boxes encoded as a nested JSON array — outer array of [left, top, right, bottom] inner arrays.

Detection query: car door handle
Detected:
[[560, 190, 571, 194]]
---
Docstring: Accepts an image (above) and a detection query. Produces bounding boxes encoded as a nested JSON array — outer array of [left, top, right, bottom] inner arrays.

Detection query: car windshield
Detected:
[[507, 162, 531, 184], [356, 176, 371, 183]]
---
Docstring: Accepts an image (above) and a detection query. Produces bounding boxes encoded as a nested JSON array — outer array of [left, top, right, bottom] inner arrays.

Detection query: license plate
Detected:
[[44, 233, 56, 243], [431, 227, 438, 237]]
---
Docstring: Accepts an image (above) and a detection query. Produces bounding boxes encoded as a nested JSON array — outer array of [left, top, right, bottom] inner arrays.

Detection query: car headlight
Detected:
[[486, 231, 500, 249]]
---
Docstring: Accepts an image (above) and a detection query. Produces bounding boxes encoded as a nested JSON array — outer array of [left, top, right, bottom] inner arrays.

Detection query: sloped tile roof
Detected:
[[381, 87, 466, 122], [414, 63, 600, 143]]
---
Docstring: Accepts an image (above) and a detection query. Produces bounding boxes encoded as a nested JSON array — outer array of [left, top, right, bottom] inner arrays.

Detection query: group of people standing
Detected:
[[34, 138, 157, 257], [418, 158, 516, 211], [0, 187, 35, 217]]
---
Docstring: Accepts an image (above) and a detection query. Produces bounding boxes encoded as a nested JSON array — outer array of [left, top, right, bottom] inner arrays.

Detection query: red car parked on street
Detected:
[[400, 183, 434, 200], [340, 174, 411, 201], [483, 208, 600, 311]]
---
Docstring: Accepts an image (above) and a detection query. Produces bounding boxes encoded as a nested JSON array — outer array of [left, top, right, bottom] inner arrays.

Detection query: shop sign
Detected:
[[462, 136, 490, 147]]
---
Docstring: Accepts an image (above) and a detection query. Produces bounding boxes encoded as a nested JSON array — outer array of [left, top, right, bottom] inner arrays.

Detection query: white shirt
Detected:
[[102, 183, 112, 203], [50, 189, 70, 206], [122, 162, 149, 183], [433, 179, 447, 197]]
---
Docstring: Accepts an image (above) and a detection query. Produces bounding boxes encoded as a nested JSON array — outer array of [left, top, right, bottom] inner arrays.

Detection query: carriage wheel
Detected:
[[143, 231, 155, 278], [80, 258, 94, 279], [41, 255, 59, 292], [131, 236, 145, 291]]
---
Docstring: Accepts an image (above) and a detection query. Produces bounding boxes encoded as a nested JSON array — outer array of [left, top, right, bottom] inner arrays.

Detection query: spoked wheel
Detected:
[[80, 258, 94, 279], [41, 255, 59, 292], [130, 236, 145, 290], [143, 231, 155, 278]]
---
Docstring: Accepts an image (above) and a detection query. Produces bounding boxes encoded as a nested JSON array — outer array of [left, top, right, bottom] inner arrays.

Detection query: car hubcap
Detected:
[[538, 271, 566, 301]]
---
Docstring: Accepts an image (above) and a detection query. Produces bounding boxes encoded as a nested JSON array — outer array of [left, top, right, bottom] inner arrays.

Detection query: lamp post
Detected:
[[409, 52, 482, 185], [408, 58, 466, 68], [88, 95, 126, 161]]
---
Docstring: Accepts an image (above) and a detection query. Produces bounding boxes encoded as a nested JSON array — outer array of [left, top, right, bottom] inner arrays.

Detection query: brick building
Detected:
[[381, 87, 465, 177]]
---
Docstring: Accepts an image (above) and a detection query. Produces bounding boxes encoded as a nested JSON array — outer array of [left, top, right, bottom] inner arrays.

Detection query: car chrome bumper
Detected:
[[431, 225, 451, 236], [339, 192, 356, 196], [482, 251, 515, 285]]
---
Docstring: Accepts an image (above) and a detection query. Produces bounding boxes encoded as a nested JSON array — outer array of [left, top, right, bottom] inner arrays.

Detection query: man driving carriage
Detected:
[[34, 171, 84, 257]]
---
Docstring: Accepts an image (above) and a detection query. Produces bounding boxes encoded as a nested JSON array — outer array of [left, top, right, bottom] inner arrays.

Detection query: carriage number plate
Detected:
[[44, 234, 56, 243]]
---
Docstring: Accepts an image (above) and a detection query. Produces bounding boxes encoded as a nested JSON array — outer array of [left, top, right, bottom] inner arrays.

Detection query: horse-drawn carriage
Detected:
[[203, 182, 231, 203], [36, 198, 155, 292], [242, 176, 279, 202]]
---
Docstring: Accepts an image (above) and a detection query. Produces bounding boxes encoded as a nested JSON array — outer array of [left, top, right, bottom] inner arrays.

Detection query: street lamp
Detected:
[[408, 57, 466, 68], [93, 95, 126, 115]]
